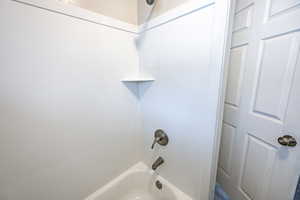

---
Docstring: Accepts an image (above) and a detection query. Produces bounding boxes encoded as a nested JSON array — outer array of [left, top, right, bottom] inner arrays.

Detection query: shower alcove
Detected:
[[0, 0, 233, 200]]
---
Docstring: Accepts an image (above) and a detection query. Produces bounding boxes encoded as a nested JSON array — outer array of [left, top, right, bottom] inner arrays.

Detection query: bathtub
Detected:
[[85, 162, 193, 200]]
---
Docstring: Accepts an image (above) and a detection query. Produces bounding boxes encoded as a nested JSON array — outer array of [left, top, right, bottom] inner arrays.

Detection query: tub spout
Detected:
[[152, 157, 164, 170]]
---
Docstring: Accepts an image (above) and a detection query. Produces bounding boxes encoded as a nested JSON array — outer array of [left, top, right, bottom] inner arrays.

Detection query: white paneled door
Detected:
[[218, 0, 300, 200]]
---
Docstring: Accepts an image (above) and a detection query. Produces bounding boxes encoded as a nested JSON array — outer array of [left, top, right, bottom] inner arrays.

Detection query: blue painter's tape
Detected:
[[215, 183, 230, 200]]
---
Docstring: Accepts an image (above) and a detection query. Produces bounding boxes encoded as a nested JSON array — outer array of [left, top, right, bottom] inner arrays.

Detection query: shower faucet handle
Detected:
[[151, 129, 169, 149], [151, 137, 159, 149], [151, 137, 163, 149]]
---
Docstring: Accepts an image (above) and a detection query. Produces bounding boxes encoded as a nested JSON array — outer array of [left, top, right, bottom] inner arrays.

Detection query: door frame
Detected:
[[208, 0, 236, 199]]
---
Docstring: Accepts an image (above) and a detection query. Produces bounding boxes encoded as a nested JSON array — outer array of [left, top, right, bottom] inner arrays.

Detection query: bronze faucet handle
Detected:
[[151, 129, 169, 149], [151, 137, 159, 149]]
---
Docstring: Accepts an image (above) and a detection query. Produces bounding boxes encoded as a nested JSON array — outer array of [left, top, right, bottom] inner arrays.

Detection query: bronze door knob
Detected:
[[278, 135, 297, 147]]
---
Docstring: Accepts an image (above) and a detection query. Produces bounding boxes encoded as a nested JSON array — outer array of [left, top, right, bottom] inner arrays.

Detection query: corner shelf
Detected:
[[121, 74, 154, 98], [121, 78, 155, 83], [121, 74, 155, 83]]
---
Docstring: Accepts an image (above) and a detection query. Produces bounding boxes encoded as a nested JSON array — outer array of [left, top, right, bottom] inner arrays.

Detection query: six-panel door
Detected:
[[217, 0, 300, 199]]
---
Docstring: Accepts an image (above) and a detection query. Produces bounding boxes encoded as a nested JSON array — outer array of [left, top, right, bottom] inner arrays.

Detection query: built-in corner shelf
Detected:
[[121, 75, 155, 83], [121, 74, 154, 98], [121, 78, 155, 83]]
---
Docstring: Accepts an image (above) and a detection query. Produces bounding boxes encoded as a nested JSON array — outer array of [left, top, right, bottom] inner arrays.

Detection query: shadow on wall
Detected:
[[122, 82, 140, 99], [135, 0, 157, 50], [122, 81, 154, 100]]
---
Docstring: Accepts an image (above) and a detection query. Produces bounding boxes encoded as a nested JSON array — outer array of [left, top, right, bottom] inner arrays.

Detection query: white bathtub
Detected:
[[85, 162, 193, 200]]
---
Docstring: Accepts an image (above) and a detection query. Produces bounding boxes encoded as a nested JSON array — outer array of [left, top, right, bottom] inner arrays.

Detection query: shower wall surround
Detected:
[[0, 0, 141, 199], [138, 1, 218, 199], [0, 0, 230, 200]]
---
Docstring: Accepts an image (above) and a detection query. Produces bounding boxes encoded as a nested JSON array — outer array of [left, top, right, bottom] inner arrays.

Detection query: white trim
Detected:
[[12, 0, 139, 34], [12, 0, 216, 35], [207, 0, 236, 200], [138, 0, 215, 33]]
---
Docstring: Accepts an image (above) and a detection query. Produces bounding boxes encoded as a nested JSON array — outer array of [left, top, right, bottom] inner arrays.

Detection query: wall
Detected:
[[138, 0, 191, 24], [67, 0, 138, 25], [137, 1, 218, 199], [67, 0, 192, 25], [0, 0, 141, 199]]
